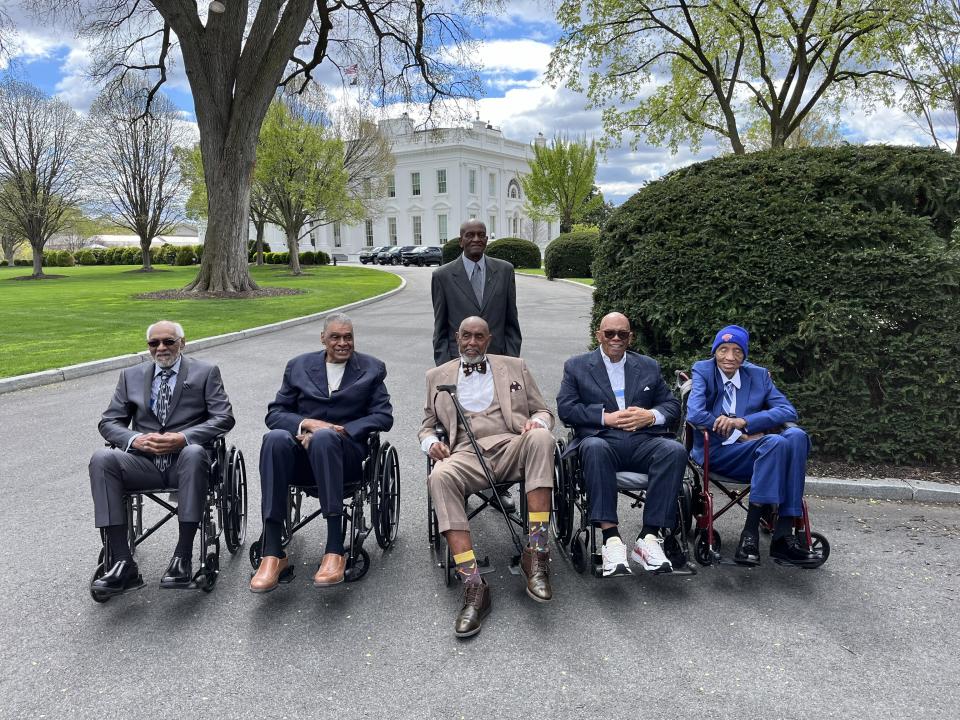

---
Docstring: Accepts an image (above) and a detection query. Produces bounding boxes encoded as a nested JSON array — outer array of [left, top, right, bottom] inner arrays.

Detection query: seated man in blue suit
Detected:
[[686, 324, 816, 567], [251, 313, 394, 592], [557, 312, 687, 577]]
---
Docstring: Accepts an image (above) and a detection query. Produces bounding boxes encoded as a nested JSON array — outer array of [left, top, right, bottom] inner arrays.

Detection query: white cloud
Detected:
[[478, 39, 553, 75]]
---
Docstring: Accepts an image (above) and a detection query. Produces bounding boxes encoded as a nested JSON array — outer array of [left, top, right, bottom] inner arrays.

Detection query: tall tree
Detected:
[[579, 185, 614, 230], [0, 79, 83, 278], [548, 0, 912, 154], [521, 135, 601, 234], [40, 1, 479, 293], [87, 81, 188, 270]]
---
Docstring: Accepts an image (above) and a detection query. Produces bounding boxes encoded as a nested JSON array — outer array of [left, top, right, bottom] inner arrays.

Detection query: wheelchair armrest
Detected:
[[434, 423, 448, 445]]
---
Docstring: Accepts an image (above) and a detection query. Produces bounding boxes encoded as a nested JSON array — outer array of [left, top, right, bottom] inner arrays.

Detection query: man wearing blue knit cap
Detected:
[[686, 325, 817, 567]]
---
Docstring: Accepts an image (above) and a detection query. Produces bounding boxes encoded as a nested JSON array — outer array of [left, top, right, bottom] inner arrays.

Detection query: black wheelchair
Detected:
[[675, 371, 830, 568], [90, 436, 248, 602], [551, 430, 696, 578], [248, 433, 400, 582]]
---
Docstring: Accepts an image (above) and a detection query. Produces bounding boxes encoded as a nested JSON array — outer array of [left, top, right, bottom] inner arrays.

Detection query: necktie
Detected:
[[470, 264, 483, 305], [154, 369, 174, 471], [722, 380, 735, 416], [462, 360, 487, 376]]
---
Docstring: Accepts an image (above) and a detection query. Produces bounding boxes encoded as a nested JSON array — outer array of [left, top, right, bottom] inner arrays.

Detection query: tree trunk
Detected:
[[286, 228, 302, 275], [30, 241, 45, 278], [140, 239, 154, 271], [255, 221, 265, 265]]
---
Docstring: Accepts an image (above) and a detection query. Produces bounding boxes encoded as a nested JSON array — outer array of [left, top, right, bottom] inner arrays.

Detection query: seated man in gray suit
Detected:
[[557, 312, 686, 578], [88, 320, 235, 596]]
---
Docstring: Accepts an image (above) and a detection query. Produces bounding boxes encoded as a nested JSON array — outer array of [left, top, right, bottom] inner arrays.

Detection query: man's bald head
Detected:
[[456, 316, 492, 361], [458, 316, 490, 335], [458, 219, 488, 262], [596, 312, 633, 362]]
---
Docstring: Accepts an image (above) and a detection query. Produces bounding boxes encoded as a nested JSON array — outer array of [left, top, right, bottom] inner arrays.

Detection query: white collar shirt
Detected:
[[456, 357, 494, 412]]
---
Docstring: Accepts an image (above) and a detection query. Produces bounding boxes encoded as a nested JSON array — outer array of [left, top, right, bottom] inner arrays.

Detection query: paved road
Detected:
[[1, 267, 957, 719]]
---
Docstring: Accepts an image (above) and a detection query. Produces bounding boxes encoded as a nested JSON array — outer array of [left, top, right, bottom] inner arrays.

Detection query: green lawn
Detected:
[[0, 264, 400, 378], [515, 268, 594, 286]]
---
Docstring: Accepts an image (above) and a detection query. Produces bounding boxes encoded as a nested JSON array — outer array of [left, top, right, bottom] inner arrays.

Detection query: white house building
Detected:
[[246, 115, 558, 261]]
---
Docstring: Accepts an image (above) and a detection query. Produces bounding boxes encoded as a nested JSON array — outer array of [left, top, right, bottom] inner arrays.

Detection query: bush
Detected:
[[595, 145, 960, 464], [314, 250, 330, 265], [58, 250, 75, 267], [0, 259, 7, 266], [174, 246, 196, 265], [486, 237, 541, 269], [14, 258, 31, 266], [194, 244, 204, 261], [442, 239, 462, 264], [544, 229, 599, 279], [155, 242, 176, 264], [299, 250, 315, 265], [75, 249, 98, 266]]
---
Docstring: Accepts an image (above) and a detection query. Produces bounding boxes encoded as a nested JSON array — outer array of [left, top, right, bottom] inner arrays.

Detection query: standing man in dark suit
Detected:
[[431, 219, 522, 510], [88, 320, 235, 596], [557, 312, 687, 577], [251, 313, 393, 593]]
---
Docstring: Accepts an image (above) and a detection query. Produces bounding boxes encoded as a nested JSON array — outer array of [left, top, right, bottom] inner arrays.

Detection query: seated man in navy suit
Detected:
[[251, 313, 393, 592], [557, 312, 687, 577], [686, 324, 816, 567]]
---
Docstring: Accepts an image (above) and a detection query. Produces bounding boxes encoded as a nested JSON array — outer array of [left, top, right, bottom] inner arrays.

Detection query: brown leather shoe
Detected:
[[250, 555, 292, 593], [313, 553, 347, 587], [521, 546, 552, 603], [454, 580, 491, 638]]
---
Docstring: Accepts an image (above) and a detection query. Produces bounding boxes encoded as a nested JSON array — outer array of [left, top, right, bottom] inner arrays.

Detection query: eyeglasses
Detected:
[[601, 330, 631, 340], [147, 338, 180, 348]]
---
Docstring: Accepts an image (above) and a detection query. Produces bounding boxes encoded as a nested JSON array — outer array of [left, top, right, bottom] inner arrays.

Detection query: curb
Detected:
[[0, 270, 406, 395], [514, 271, 594, 290], [805, 476, 960, 504]]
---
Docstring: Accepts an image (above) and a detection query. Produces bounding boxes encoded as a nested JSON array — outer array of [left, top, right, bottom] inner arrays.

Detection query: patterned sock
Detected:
[[527, 512, 550, 552], [453, 549, 482, 586]]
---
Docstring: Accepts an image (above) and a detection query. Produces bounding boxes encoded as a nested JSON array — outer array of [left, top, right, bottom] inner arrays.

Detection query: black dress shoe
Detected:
[[160, 555, 193, 589], [454, 580, 492, 638], [770, 535, 818, 567], [480, 488, 515, 513], [91, 559, 144, 596], [734, 532, 761, 566]]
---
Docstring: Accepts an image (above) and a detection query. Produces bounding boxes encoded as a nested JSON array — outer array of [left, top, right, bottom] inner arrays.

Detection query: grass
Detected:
[[0, 264, 400, 378], [515, 268, 594, 286]]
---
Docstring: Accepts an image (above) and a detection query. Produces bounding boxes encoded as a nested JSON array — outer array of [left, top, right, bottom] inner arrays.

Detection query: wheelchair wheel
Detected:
[[570, 530, 588, 574], [801, 532, 830, 569], [222, 447, 248, 553], [443, 544, 454, 587], [90, 548, 110, 604], [201, 546, 219, 593], [427, 494, 442, 551], [373, 443, 400, 549], [693, 529, 721, 566], [344, 547, 370, 582], [249, 538, 263, 570], [282, 488, 302, 547], [550, 443, 573, 547]]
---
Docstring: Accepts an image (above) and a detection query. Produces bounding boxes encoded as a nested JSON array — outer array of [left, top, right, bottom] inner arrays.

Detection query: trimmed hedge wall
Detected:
[[544, 229, 599, 279], [486, 237, 541, 269], [442, 239, 462, 264], [595, 145, 960, 464]]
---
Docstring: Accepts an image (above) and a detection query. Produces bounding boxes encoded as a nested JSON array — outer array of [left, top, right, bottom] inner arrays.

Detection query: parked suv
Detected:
[[378, 245, 417, 265], [360, 246, 390, 264], [401, 246, 443, 267]]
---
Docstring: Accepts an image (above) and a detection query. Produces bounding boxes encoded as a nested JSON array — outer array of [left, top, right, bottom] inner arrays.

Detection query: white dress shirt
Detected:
[[719, 368, 743, 445], [599, 351, 665, 427]]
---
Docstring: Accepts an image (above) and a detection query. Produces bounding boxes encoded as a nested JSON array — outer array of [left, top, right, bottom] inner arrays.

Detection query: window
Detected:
[[488, 172, 496, 196], [388, 217, 398, 245], [508, 180, 520, 199], [364, 219, 374, 247], [469, 213, 477, 220], [489, 215, 496, 236], [333, 222, 342, 248], [412, 215, 422, 245], [468, 169, 477, 195], [411, 171, 421, 196], [436, 169, 447, 194], [387, 174, 395, 198], [437, 214, 448, 243], [512, 215, 519, 236]]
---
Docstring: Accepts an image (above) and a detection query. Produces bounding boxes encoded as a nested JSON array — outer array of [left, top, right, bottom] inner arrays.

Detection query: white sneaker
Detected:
[[600, 537, 632, 577], [631, 534, 673, 573]]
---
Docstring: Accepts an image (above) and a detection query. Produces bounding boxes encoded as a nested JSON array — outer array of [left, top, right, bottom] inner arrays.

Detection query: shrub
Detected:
[[14, 258, 31, 266], [194, 244, 204, 261], [174, 246, 196, 265], [299, 250, 315, 265], [486, 237, 541, 269], [314, 250, 330, 265], [442, 238, 462, 264], [595, 145, 960, 464], [0, 259, 6, 266], [75, 249, 98, 266], [156, 242, 177, 264], [58, 250, 75, 267], [544, 229, 599, 279]]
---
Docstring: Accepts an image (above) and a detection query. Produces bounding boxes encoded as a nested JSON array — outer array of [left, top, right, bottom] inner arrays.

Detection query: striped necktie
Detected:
[[154, 369, 174, 471], [722, 380, 735, 416]]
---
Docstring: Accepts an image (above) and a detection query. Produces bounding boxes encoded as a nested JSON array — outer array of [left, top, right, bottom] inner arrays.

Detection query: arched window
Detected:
[[508, 180, 521, 200]]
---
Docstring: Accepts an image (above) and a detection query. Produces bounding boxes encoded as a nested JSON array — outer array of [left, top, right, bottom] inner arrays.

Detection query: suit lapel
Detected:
[[588, 350, 618, 409], [143, 361, 155, 413], [451, 256, 482, 311], [479, 259, 497, 313], [336, 353, 365, 394], [623, 352, 637, 407], [490, 356, 512, 431], [165, 357, 190, 420], [737, 367, 752, 417], [307, 351, 330, 398]]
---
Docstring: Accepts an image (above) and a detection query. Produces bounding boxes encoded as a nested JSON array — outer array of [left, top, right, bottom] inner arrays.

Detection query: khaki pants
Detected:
[[428, 427, 555, 533]]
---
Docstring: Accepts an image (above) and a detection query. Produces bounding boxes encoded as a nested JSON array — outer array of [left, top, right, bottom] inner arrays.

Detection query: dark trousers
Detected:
[[88, 445, 209, 527], [259, 428, 364, 523], [577, 431, 687, 528]]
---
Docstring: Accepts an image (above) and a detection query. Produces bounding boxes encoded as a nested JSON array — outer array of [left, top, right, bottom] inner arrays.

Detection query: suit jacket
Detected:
[[431, 254, 522, 365], [418, 354, 554, 451], [556, 349, 680, 454], [98, 356, 235, 450], [686, 359, 798, 464], [265, 350, 393, 449]]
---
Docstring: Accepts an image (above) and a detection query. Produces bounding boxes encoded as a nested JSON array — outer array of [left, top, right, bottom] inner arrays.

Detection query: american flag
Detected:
[[345, 64, 359, 86]]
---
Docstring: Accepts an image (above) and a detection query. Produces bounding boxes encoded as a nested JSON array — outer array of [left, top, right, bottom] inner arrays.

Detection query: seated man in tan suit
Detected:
[[420, 316, 556, 638]]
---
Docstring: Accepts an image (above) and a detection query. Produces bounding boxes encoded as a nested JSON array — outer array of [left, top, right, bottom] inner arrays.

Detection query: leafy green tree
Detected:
[[548, 0, 913, 154], [579, 186, 615, 229], [521, 135, 601, 234]]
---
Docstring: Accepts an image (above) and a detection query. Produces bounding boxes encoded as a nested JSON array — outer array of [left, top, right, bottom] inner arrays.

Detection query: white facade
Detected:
[[252, 116, 558, 261]]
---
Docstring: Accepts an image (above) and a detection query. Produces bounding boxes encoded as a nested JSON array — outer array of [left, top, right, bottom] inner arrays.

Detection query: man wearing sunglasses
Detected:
[[88, 320, 235, 596], [557, 312, 687, 577]]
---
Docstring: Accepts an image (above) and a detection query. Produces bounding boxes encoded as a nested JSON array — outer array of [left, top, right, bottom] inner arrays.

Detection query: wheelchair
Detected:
[[675, 371, 830, 568], [90, 436, 248, 602], [551, 430, 696, 578], [248, 432, 400, 582]]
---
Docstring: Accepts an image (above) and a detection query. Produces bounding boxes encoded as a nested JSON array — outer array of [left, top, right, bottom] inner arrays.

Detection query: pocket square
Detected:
[[510, 381, 522, 393], [643, 386, 650, 391]]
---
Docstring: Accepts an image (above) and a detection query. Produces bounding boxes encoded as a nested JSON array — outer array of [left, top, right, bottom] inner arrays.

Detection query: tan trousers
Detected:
[[428, 427, 555, 533]]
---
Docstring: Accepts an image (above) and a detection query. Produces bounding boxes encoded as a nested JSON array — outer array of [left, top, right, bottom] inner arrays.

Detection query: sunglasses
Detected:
[[601, 330, 631, 340], [147, 338, 180, 348]]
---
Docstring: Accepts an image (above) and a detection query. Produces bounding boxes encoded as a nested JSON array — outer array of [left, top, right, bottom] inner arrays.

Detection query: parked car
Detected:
[[360, 245, 390, 264], [378, 245, 417, 265], [401, 246, 443, 267]]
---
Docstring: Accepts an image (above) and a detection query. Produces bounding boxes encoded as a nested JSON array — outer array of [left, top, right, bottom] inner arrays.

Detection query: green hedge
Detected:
[[442, 239, 462, 264], [42, 250, 76, 267], [595, 145, 960, 464], [486, 237, 541, 269], [544, 229, 599, 279], [174, 246, 196, 265]]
